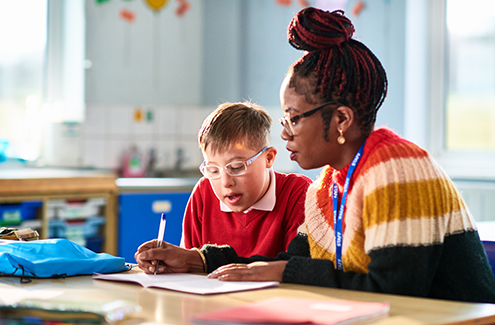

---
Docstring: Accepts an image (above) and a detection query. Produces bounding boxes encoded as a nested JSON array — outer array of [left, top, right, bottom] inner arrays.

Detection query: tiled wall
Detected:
[[81, 104, 302, 177], [82, 104, 214, 171]]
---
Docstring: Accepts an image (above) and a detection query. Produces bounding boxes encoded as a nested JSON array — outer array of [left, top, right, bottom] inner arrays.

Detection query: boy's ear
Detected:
[[265, 146, 277, 168]]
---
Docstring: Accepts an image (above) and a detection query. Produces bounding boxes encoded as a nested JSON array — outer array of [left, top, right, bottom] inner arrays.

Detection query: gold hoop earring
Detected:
[[337, 129, 346, 145]]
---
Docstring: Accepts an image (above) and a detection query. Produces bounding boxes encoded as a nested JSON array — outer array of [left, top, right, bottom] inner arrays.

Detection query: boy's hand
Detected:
[[134, 240, 204, 274], [207, 261, 287, 282]]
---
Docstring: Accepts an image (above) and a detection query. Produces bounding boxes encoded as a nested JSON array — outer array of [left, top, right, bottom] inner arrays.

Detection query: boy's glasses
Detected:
[[199, 146, 269, 180], [279, 101, 344, 137]]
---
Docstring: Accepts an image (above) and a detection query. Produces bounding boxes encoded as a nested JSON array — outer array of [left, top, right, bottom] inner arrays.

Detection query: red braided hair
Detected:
[[287, 8, 387, 137]]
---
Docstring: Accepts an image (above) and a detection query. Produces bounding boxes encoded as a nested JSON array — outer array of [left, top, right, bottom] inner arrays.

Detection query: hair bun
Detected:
[[288, 8, 355, 51]]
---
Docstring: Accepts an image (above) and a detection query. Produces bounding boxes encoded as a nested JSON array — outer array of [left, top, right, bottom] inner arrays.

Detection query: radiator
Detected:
[[453, 180, 495, 222]]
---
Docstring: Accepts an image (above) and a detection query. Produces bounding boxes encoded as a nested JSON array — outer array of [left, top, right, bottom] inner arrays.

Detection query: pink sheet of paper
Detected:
[[193, 297, 389, 324]]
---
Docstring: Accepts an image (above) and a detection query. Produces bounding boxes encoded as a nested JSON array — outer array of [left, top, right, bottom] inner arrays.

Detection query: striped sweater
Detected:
[[305, 127, 476, 271], [201, 128, 495, 303]]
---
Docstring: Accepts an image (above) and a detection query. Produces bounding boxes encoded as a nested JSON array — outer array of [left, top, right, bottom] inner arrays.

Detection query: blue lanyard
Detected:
[[332, 140, 366, 271]]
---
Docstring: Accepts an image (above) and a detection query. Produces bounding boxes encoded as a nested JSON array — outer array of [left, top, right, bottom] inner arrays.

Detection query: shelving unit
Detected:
[[0, 168, 118, 255]]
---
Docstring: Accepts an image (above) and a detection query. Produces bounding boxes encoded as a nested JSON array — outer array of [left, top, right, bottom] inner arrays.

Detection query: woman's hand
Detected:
[[207, 260, 288, 282], [134, 240, 204, 274]]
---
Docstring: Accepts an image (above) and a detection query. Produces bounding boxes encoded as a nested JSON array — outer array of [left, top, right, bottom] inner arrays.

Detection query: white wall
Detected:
[[85, 0, 203, 105], [82, 0, 409, 178]]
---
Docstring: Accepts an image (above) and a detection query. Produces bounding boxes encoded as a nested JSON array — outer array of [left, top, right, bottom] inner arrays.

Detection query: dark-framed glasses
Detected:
[[199, 146, 269, 180], [279, 101, 344, 137]]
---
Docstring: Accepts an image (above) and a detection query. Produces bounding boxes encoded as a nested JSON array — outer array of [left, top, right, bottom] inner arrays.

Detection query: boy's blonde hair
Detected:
[[198, 102, 272, 154]]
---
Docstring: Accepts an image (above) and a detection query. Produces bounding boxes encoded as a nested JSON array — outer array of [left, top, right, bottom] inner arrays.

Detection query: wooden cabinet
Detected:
[[0, 168, 118, 255]]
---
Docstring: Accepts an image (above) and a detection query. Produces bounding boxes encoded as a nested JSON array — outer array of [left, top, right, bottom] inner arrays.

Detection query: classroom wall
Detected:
[[81, 0, 408, 179], [348, 0, 406, 136], [83, 0, 208, 171], [85, 0, 203, 105]]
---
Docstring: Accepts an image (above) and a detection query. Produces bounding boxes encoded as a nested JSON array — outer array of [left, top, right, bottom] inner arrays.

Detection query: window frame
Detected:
[[428, 0, 495, 180], [45, 0, 85, 123]]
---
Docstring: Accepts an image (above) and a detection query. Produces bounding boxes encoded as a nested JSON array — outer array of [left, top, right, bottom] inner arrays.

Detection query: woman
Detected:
[[136, 7, 495, 303]]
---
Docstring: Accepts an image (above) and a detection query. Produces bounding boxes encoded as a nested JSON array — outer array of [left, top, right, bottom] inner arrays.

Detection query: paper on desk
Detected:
[[93, 272, 279, 295], [0, 283, 63, 305], [193, 297, 390, 324]]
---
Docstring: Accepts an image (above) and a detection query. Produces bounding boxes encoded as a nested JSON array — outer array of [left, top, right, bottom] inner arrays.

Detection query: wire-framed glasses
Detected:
[[199, 146, 269, 180], [279, 101, 344, 137]]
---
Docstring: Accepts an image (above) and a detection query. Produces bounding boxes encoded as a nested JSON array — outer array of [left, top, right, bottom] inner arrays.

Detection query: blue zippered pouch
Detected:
[[0, 238, 128, 281]]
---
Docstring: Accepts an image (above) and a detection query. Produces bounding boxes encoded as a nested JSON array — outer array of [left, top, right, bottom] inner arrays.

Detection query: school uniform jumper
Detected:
[[182, 170, 311, 257]]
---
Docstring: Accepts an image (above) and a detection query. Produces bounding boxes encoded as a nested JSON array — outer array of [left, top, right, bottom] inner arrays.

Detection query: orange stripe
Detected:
[[316, 167, 335, 229]]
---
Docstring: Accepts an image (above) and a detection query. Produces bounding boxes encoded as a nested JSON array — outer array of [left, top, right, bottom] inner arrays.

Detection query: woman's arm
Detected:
[[282, 230, 495, 304]]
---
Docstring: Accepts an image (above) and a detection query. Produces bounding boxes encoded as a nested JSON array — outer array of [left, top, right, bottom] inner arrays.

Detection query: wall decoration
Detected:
[[276, 0, 292, 6], [144, 0, 169, 12], [275, 0, 311, 7], [134, 108, 143, 123], [175, 0, 190, 17], [351, 1, 364, 16], [119, 8, 136, 23]]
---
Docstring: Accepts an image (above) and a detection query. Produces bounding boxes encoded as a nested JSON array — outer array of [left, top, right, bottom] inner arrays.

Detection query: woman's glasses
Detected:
[[279, 101, 343, 137], [199, 146, 269, 180]]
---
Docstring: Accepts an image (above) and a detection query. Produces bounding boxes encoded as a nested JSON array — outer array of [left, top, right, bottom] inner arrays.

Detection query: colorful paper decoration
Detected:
[[351, 1, 365, 16], [119, 8, 136, 22], [275, 0, 309, 7], [146, 109, 154, 122], [175, 0, 190, 17], [144, 0, 169, 11], [276, 0, 292, 6], [134, 108, 143, 122]]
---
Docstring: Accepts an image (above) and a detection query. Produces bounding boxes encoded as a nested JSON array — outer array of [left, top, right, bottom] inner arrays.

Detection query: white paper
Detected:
[[93, 273, 279, 295], [0, 283, 63, 305]]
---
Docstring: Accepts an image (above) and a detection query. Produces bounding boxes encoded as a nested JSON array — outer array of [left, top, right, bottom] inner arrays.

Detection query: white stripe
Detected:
[[355, 156, 447, 197], [305, 184, 363, 255], [305, 190, 335, 252], [364, 209, 477, 252]]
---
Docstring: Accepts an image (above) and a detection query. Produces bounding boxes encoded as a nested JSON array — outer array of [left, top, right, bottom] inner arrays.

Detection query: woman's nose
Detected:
[[281, 127, 292, 141]]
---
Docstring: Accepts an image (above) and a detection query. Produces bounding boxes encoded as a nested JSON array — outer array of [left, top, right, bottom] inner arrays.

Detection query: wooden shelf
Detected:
[[0, 168, 118, 255]]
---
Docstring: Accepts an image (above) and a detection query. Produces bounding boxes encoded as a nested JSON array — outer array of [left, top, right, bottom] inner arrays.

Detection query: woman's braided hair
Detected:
[[287, 8, 387, 137]]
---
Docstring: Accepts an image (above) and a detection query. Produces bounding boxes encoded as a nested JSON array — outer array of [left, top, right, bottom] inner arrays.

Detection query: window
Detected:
[[0, 0, 47, 160], [428, 0, 495, 179], [0, 0, 85, 163], [445, 0, 495, 151]]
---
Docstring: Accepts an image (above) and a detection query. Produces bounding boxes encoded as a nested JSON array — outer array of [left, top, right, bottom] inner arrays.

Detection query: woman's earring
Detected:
[[337, 129, 346, 145]]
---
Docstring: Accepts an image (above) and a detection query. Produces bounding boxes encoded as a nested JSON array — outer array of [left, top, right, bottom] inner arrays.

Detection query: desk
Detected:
[[2, 270, 495, 325]]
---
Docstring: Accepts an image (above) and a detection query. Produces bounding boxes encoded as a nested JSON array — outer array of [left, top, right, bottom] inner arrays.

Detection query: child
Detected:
[[180, 102, 311, 257]]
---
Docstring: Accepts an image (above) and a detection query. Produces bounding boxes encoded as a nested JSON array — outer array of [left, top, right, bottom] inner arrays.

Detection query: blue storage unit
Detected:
[[0, 201, 42, 226], [118, 192, 191, 263]]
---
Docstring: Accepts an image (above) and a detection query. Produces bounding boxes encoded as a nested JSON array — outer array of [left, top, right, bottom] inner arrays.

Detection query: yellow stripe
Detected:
[[309, 228, 371, 273], [364, 178, 466, 229], [308, 232, 335, 261], [344, 231, 370, 273]]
